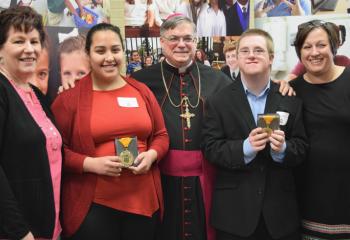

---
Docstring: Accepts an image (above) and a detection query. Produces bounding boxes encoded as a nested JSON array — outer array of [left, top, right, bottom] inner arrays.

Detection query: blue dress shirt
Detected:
[[241, 79, 286, 164]]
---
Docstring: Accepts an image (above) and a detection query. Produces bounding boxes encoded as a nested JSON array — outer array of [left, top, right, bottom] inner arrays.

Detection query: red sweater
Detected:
[[91, 84, 159, 216], [51, 74, 169, 237]]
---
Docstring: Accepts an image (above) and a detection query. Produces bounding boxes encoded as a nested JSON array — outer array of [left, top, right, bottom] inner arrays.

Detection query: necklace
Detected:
[[160, 61, 201, 129], [160, 61, 201, 108]]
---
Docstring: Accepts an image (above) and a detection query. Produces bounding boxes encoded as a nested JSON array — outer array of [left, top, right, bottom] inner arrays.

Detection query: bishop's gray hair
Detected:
[[160, 15, 197, 37]]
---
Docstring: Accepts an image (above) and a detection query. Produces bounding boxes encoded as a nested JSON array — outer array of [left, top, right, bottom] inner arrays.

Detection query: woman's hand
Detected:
[[255, 0, 275, 18], [128, 149, 157, 175], [272, 79, 296, 96], [22, 232, 35, 240], [146, 8, 155, 28], [83, 156, 123, 177], [283, 0, 305, 16]]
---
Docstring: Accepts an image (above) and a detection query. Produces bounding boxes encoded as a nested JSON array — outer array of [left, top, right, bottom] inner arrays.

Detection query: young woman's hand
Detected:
[[272, 79, 296, 96], [83, 156, 123, 177], [128, 149, 157, 175]]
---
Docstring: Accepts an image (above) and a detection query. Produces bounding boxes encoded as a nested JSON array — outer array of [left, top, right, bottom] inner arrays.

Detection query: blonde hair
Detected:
[[236, 28, 274, 55], [58, 35, 86, 56], [223, 41, 236, 54]]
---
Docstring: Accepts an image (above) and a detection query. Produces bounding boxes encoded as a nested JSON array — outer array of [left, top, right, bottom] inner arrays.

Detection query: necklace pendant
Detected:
[[180, 99, 195, 129], [160, 61, 201, 109]]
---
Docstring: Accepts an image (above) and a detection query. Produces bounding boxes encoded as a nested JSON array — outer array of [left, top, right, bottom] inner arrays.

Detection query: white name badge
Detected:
[[117, 97, 139, 107], [277, 111, 289, 126]]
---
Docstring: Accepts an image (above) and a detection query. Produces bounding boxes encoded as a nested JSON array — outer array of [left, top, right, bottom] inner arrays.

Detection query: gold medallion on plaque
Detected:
[[118, 137, 134, 167], [257, 113, 280, 136]]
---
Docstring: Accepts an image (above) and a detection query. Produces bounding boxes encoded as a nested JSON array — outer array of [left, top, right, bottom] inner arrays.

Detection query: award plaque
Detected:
[[257, 113, 280, 135], [115, 136, 138, 167]]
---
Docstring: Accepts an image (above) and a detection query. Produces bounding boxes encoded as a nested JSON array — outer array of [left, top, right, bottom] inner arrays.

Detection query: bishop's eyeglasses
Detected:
[[162, 35, 197, 44]]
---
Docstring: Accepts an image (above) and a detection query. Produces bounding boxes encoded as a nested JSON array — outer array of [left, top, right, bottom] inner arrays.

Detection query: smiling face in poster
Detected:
[[33, 47, 49, 94]]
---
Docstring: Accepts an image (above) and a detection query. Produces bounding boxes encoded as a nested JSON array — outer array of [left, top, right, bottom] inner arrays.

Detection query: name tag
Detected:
[[277, 111, 289, 126], [117, 97, 139, 107]]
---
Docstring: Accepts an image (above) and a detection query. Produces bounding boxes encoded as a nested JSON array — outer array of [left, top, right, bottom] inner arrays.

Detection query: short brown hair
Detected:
[[223, 42, 236, 55], [293, 20, 339, 60], [0, 6, 45, 49], [58, 35, 86, 57], [236, 28, 274, 55], [131, 50, 139, 56], [144, 55, 153, 61]]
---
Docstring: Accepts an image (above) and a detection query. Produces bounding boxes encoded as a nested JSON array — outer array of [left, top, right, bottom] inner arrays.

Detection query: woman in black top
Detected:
[[291, 19, 350, 240]]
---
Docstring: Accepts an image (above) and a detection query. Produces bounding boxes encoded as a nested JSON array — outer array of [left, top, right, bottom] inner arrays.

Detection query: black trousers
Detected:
[[64, 203, 159, 240], [217, 215, 301, 240]]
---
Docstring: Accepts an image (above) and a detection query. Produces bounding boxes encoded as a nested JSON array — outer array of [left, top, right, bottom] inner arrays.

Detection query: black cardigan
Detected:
[[0, 73, 56, 239]]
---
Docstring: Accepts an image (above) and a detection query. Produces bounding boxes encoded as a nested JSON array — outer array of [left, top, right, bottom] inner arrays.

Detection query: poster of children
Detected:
[[124, 0, 251, 37], [18, 0, 110, 27]]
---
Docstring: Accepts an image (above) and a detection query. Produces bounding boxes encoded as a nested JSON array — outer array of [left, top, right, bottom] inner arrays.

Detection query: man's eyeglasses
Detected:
[[162, 35, 196, 44], [238, 48, 267, 57]]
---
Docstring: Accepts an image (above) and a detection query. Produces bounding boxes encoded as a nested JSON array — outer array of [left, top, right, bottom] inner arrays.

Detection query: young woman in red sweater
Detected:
[[52, 23, 169, 240]]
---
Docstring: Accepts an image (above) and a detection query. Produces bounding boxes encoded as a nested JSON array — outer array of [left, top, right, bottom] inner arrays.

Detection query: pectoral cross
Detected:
[[180, 98, 195, 129]]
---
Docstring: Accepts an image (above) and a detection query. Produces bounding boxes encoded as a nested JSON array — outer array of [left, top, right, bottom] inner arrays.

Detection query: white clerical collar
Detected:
[[165, 59, 193, 73]]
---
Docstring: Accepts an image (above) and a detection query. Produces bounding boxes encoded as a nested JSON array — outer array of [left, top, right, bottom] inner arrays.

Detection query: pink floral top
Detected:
[[10, 81, 62, 240]]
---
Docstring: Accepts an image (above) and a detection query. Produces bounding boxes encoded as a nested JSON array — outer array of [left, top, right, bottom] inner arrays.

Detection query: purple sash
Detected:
[[159, 149, 216, 240]]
